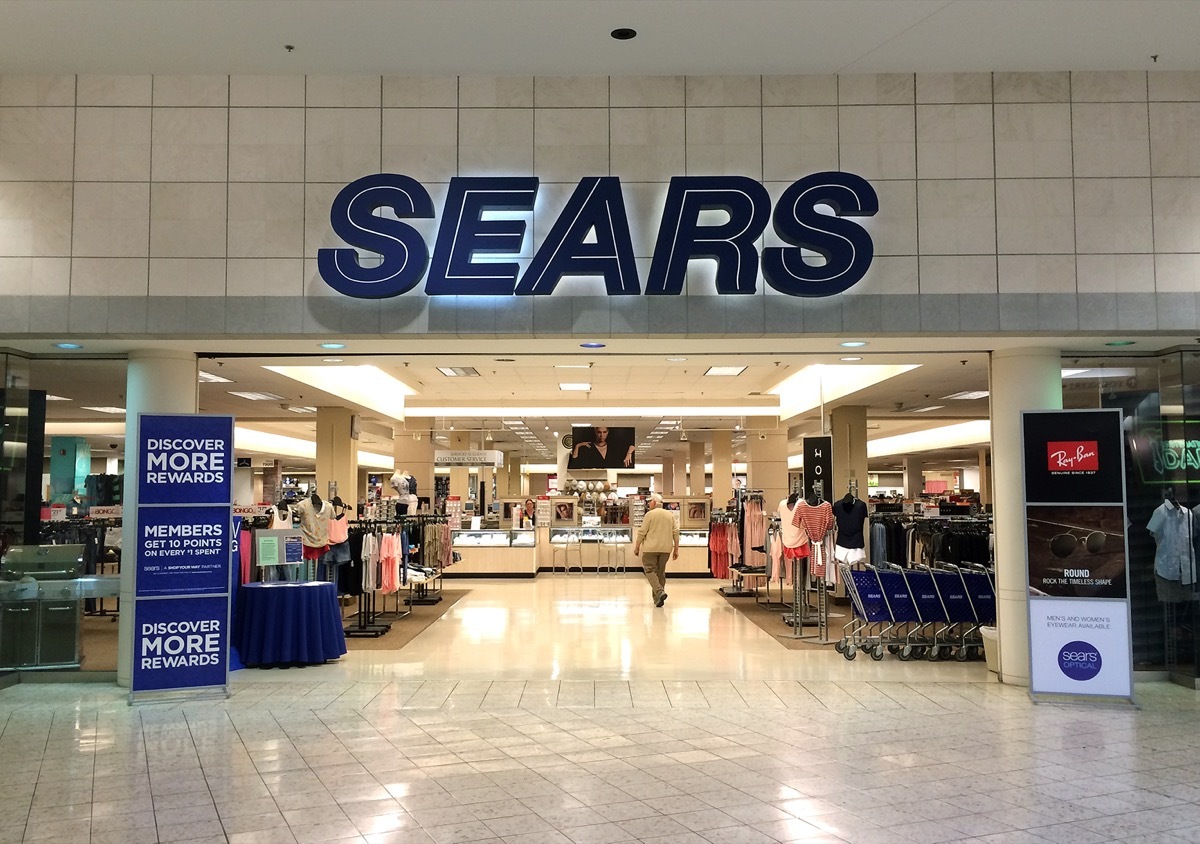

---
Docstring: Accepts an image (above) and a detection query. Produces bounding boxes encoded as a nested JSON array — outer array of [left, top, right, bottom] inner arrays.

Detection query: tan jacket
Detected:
[[636, 507, 679, 553]]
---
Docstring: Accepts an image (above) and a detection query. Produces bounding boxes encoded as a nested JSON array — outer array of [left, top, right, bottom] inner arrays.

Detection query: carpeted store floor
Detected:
[[718, 590, 842, 651]]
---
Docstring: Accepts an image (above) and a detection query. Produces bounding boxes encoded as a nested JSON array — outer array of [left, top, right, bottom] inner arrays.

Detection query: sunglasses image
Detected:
[[1049, 531, 1107, 558]]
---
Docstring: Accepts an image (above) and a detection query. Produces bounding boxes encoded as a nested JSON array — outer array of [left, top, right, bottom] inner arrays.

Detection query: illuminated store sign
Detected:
[[319, 172, 877, 299]]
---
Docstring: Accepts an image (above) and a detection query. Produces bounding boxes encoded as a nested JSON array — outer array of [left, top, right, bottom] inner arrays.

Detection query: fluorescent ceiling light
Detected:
[[45, 395, 71, 401], [704, 366, 746, 376], [667, 357, 687, 362], [840, 341, 868, 348], [554, 364, 592, 369], [908, 405, 945, 413], [868, 420, 991, 458], [502, 420, 523, 425], [198, 370, 233, 383], [769, 364, 920, 420], [437, 366, 480, 377], [357, 450, 394, 470], [660, 419, 680, 425], [572, 422, 591, 427], [1061, 368, 1137, 379], [408, 404, 778, 418], [235, 427, 315, 459], [80, 406, 126, 414], [45, 422, 124, 436], [264, 365, 416, 421], [942, 390, 989, 400], [286, 406, 318, 414], [559, 383, 592, 391], [228, 391, 285, 401]]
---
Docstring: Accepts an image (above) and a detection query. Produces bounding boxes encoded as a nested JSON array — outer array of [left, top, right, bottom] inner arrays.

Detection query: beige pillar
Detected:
[[494, 455, 508, 501], [711, 430, 733, 504], [315, 407, 359, 507], [748, 429, 788, 513], [831, 406, 868, 502], [509, 455, 524, 495], [671, 451, 688, 496], [689, 440, 706, 497], [991, 347, 1062, 687], [977, 447, 992, 507], [904, 456, 925, 499], [449, 432, 470, 501], [118, 350, 198, 688]]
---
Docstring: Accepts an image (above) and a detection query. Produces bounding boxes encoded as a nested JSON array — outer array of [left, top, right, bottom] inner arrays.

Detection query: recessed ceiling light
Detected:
[[942, 390, 990, 400], [667, 357, 687, 362], [579, 342, 606, 349], [840, 341, 868, 348], [54, 342, 82, 350], [198, 370, 232, 383], [503, 419, 522, 425], [840, 356, 863, 362], [494, 358, 516, 362], [80, 406, 125, 414], [319, 343, 346, 350], [1105, 340, 1136, 347], [554, 364, 592, 369], [228, 391, 286, 401], [322, 358, 343, 363], [610, 27, 637, 40], [559, 383, 592, 391], [704, 366, 746, 376], [45, 395, 71, 401], [908, 405, 945, 413], [437, 366, 480, 377], [286, 406, 318, 414]]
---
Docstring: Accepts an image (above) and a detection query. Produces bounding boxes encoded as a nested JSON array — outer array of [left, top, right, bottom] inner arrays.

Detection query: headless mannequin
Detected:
[[390, 470, 418, 515]]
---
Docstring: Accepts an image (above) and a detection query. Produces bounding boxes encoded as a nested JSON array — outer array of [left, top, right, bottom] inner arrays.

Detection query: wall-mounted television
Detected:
[[567, 426, 636, 470]]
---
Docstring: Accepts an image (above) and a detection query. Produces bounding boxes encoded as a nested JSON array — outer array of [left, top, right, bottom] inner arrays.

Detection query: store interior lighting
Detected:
[[264, 365, 416, 421], [770, 364, 920, 420], [866, 420, 991, 458]]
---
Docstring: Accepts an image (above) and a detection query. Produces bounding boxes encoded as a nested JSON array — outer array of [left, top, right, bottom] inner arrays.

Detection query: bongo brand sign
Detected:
[[318, 172, 878, 300], [1022, 410, 1133, 702]]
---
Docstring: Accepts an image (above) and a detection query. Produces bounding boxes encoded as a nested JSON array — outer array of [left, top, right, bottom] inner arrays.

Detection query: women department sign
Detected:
[[131, 414, 234, 698], [1022, 409, 1134, 703]]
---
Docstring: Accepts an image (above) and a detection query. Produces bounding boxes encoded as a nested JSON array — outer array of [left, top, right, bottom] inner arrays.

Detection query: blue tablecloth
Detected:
[[235, 582, 347, 667]]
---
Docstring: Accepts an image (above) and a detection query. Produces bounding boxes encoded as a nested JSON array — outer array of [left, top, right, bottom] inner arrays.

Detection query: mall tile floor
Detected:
[[2, 576, 1200, 844]]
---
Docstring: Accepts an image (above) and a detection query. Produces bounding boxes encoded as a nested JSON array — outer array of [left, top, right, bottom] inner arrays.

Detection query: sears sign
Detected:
[[318, 172, 877, 299]]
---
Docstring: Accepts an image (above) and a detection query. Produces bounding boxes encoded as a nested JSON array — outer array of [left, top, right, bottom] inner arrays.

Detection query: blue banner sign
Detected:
[[132, 414, 234, 698], [135, 505, 231, 597], [319, 172, 878, 300], [133, 595, 228, 692]]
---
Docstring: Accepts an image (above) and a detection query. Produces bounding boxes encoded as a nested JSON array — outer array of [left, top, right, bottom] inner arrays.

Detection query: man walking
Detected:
[[634, 493, 679, 607]]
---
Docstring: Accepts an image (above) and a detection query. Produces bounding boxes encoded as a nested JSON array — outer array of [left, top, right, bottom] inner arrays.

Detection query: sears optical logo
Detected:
[[1047, 441, 1099, 474], [1058, 640, 1102, 681]]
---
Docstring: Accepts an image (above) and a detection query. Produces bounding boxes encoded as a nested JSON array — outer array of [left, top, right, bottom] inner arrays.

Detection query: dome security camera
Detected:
[[108, 443, 119, 450], [679, 431, 688, 442], [758, 433, 767, 440]]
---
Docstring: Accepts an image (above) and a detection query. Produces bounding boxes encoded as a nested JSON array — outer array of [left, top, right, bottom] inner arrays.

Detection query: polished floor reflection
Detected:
[[3, 575, 1197, 844]]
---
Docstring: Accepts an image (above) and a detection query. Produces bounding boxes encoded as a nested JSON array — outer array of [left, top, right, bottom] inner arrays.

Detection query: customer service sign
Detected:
[[131, 414, 234, 697], [1022, 409, 1133, 702]]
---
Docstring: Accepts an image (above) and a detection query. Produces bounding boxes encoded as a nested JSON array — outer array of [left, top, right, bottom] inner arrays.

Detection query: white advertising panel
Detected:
[[1028, 597, 1132, 698]]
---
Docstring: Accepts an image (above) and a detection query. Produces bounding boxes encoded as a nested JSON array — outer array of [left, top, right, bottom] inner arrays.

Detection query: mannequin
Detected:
[[777, 492, 809, 584], [271, 500, 293, 529], [832, 486, 869, 565], [294, 490, 332, 565], [1147, 486, 1196, 603], [323, 496, 351, 573], [794, 488, 834, 581], [390, 470, 418, 515]]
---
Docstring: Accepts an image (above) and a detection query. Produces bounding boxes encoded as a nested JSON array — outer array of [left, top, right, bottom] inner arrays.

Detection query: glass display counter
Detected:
[[448, 529, 537, 576], [549, 527, 632, 545]]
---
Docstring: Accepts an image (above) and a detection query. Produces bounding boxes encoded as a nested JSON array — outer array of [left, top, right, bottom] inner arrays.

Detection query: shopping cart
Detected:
[[895, 565, 945, 661], [836, 563, 891, 660], [926, 563, 981, 661]]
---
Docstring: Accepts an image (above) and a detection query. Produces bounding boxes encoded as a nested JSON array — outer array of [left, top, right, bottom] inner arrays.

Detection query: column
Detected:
[[747, 429, 788, 512], [991, 347, 1062, 687], [315, 407, 358, 506], [903, 457, 925, 499], [671, 452, 688, 496], [118, 350, 198, 688], [449, 432, 470, 501], [977, 447, 992, 507], [507, 454, 524, 496], [393, 429, 434, 506], [711, 430, 733, 504], [494, 456, 508, 501], [689, 440, 706, 497], [830, 405, 868, 501]]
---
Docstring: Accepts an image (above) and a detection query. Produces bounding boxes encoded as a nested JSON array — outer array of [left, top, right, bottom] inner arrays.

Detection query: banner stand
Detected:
[[1022, 409, 1136, 708], [128, 413, 235, 705]]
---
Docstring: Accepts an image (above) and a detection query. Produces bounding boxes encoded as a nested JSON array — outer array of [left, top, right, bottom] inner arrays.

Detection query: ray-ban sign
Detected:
[[319, 172, 877, 299]]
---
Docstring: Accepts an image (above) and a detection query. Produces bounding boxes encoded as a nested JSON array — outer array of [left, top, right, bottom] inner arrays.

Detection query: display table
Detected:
[[235, 582, 347, 667]]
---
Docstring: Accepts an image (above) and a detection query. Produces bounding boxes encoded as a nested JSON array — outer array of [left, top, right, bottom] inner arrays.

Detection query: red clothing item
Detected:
[[793, 500, 834, 544]]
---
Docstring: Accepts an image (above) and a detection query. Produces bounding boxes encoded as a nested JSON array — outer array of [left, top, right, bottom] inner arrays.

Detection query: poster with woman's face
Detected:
[[553, 501, 576, 524]]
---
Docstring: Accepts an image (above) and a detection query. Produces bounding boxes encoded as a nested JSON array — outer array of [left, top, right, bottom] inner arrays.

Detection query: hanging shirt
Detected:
[[793, 500, 834, 543], [293, 497, 332, 548], [777, 498, 808, 550], [270, 505, 292, 530], [833, 498, 869, 549], [1147, 502, 1196, 585]]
